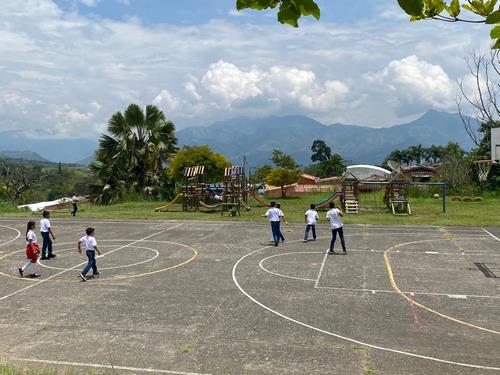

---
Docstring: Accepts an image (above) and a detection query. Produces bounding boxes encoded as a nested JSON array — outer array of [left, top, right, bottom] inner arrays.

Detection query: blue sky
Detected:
[[53, 0, 378, 25], [0, 0, 492, 138]]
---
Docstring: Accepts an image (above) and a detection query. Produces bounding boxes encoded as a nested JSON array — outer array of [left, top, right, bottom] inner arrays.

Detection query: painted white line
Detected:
[[259, 251, 319, 282], [482, 228, 500, 242], [316, 285, 500, 300], [37, 244, 160, 271], [314, 249, 330, 288], [0, 224, 182, 301], [0, 224, 21, 248], [232, 246, 500, 371], [425, 251, 439, 254], [9, 358, 210, 375], [448, 295, 467, 299]]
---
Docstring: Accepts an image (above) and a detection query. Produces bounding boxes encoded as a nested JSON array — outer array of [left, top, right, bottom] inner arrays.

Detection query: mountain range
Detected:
[[0, 110, 477, 166], [176, 110, 477, 166]]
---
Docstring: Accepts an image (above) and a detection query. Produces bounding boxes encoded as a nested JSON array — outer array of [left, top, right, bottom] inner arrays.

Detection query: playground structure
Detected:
[[384, 171, 412, 215], [245, 189, 269, 207], [181, 166, 207, 211], [341, 171, 359, 214], [313, 191, 342, 210], [153, 162, 447, 216], [220, 166, 249, 216]]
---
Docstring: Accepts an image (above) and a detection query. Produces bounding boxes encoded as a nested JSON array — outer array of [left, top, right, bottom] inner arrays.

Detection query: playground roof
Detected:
[[346, 165, 391, 180]]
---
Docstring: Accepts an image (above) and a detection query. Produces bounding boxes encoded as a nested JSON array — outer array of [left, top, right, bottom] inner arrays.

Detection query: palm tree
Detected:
[[91, 104, 177, 203]]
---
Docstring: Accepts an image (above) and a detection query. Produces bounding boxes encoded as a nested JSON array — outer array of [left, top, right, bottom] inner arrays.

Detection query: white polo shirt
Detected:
[[305, 209, 318, 225], [265, 207, 282, 222], [79, 235, 97, 252], [40, 218, 50, 233], [326, 208, 343, 229], [26, 230, 37, 244]]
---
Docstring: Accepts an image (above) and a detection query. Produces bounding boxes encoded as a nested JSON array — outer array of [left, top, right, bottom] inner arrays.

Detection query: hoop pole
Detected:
[[442, 183, 446, 213]]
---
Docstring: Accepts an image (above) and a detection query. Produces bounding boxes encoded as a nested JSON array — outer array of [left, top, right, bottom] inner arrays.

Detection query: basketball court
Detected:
[[0, 218, 500, 374]]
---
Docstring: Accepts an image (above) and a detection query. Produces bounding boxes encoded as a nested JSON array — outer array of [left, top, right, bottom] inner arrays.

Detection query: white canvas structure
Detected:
[[346, 165, 391, 180], [18, 197, 70, 212], [492, 127, 500, 161]]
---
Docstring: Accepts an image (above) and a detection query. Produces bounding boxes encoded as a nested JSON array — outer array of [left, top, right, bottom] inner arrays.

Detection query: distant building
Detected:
[[265, 173, 340, 197], [401, 165, 437, 182]]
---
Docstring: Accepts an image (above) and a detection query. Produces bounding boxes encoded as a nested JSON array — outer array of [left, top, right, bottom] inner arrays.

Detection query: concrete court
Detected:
[[0, 218, 499, 375]]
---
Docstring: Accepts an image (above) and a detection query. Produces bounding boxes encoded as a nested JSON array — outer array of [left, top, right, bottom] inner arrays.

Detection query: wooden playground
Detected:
[[154, 164, 452, 217]]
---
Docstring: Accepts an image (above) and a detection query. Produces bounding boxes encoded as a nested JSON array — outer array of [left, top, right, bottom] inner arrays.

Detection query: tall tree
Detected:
[[91, 104, 177, 204], [310, 139, 332, 162], [168, 145, 231, 183], [265, 149, 301, 197]]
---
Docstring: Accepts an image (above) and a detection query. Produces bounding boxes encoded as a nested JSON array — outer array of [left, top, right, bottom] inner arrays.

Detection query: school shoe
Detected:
[[342, 250, 347, 255], [274, 242, 279, 247], [30, 273, 41, 278], [303, 239, 308, 242], [18, 268, 23, 277], [327, 249, 335, 255], [93, 272, 100, 277], [79, 274, 87, 282], [48, 254, 56, 258], [40, 256, 49, 260]]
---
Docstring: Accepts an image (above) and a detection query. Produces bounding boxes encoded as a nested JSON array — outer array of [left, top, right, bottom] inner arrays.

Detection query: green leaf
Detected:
[[470, 0, 488, 15], [446, 0, 460, 17], [398, 0, 424, 16], [297, 0, 321, 20], [486, 9, 500, 23], [490, 25, 500, 39], [490, 24, 500, 38], [486, 0, 498, 13], [276, 2, 301, 27], [492, 38, 500, 49], [236, 0, 279, 11]]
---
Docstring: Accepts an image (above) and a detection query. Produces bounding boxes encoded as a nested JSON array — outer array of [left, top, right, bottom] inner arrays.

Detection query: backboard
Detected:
[[492, 127, 500, 161]]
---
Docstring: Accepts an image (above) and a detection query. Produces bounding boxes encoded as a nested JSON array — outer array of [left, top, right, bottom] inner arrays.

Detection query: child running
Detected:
[[78, 227, 101, 281], [263, 201, 284, 247], [276, 203, 287, 242], [326, 202, 347, 255], [304, 203, 319, 242], [19, 220, 41, 278], [40, 210, 56, 260]]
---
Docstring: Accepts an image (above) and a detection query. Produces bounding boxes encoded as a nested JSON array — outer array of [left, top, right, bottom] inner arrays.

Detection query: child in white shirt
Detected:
[[19, 220, 41, 278], [78, 227, 101, 281], [304, 204, 319, 242], [326, 202, 347, 254]]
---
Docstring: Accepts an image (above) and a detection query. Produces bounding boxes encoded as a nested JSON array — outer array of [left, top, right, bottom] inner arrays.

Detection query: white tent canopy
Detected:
[[346, 165, 391, 180]]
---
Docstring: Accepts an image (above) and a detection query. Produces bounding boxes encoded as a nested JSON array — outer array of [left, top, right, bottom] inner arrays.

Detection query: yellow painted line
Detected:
[[0, 240, 197, 283], [384, 239, 500, 336]]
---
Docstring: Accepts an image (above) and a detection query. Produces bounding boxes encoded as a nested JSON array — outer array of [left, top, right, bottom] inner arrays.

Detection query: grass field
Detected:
[[2, 191, 499, 226]]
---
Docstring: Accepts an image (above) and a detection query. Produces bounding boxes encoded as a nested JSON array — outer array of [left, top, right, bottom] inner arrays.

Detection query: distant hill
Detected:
[[76, 155, 94, 165], [176, 110, 477, 166], [0, 150, 49, 162], [0, 110, 477, 166], [0, 131, 98, 164]]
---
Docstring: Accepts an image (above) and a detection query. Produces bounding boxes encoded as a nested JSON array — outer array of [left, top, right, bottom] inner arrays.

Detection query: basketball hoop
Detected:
[[474, 160, 497, 182]]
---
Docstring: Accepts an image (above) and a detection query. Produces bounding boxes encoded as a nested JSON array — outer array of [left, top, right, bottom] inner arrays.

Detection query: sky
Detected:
[[0, 0, 493, 139]]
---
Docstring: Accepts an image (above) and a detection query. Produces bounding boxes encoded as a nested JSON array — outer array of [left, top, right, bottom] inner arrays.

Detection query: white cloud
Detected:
[[153, 89, 181, 112], [201, 61, 263, 105], [365, 55, 456, 115], [78, 0, 100, 7], [0, 0, 492, 137], [1, 93, 32, 109]]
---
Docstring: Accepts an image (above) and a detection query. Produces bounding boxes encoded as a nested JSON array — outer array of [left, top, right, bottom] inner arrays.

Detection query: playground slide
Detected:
[[154, 193, 184, 212], [315, 191, 342, 209], [239, 198, 251, 211], [245, 189, 269, 207], [198, 201, 223, 209]]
